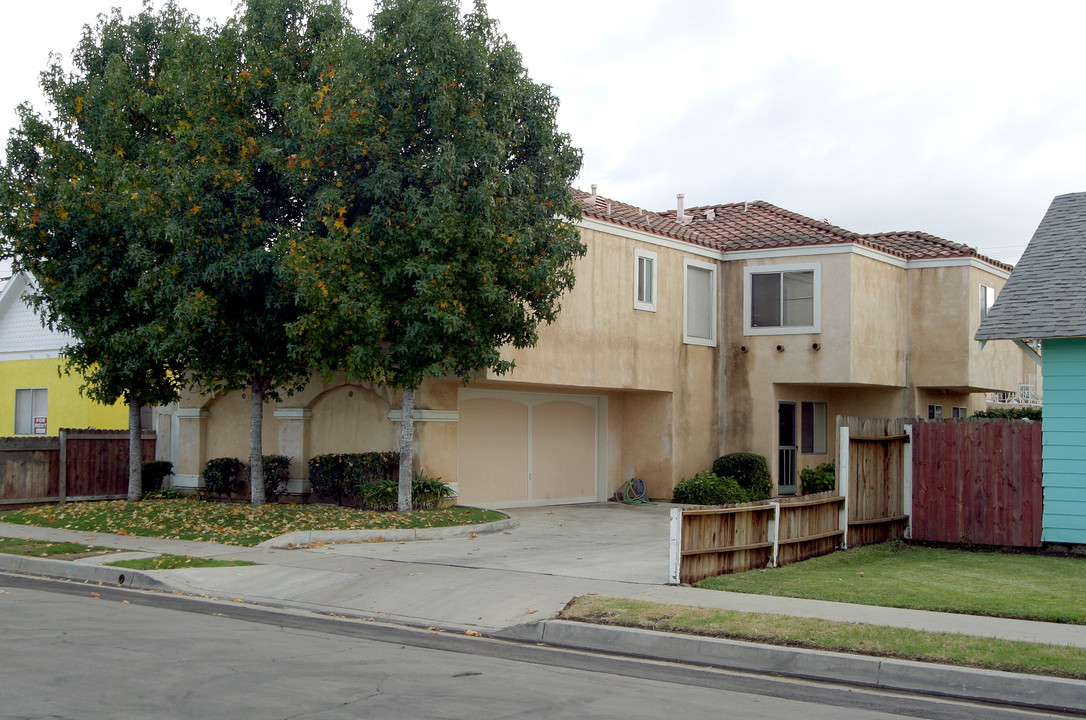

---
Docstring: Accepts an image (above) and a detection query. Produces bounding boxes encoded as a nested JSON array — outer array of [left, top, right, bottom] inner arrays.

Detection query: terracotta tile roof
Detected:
[[574, 188, 1011, 270]]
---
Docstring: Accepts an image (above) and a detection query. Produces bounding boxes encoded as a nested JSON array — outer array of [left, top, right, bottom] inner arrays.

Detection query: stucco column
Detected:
[[172, 408, 209, 490], [274, 407, 312, 495]]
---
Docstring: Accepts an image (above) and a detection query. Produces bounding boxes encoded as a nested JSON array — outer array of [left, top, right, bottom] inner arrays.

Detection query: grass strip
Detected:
[[695, 541, 1086, 624], [105, 554, 256, 571], [0, 537, 115, 558], [561, 596, 1086, 679], [0, 498, 507, 547]]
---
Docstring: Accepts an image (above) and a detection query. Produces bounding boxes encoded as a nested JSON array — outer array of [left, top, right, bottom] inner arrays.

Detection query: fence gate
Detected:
[[837, 416, 910, 546]]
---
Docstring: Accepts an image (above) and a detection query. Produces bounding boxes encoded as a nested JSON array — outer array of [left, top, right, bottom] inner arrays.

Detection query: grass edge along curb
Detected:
[[559, 596, 1086, 680]]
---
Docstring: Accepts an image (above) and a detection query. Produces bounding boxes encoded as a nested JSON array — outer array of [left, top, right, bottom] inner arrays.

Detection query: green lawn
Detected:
[[105, 554, 256, 571], [0, 497, 506, 547], [696, 541, 1086, 624], [0, 537, 116, 558], [562, 596, 1086, 679]]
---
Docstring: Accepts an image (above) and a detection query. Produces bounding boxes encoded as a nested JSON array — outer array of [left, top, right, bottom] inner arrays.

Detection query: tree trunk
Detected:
[[127, 397, 142, 503], [250, 380, 266, 507], [398, 387, 415, 512]]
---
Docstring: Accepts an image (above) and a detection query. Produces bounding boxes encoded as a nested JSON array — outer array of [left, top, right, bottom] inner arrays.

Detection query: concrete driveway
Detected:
[[321, 502, 675, 584]]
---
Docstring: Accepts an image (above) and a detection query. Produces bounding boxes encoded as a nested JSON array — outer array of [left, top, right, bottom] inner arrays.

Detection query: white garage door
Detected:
[[457, 390, 600, 508]]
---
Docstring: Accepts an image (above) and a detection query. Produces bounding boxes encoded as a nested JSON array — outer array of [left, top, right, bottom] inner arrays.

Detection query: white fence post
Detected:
[[838, 425, 850, 549], [668, 508, 682, 585], [768, 501, 781, 568], [903, 424, 914, 539]]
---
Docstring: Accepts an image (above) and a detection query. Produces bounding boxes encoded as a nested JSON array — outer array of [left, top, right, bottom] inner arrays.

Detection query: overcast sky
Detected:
[[4, 0, 1086, 279]]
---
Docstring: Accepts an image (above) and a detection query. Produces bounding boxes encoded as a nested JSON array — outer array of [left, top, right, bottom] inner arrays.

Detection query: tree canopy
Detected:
[[0, 3, 198, 501], [286, 0, 584, 510]]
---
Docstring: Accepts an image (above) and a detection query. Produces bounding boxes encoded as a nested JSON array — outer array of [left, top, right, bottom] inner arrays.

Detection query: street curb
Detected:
[[0, 553, 176, 592], [256, 516, 520, 548], [493, 620, 1086, 714]]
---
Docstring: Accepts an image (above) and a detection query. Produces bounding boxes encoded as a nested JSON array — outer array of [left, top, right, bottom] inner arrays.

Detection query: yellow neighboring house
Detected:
[[0, 272, 128, 435]]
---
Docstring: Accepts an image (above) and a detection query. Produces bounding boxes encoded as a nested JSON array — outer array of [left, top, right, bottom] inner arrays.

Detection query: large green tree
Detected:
[[286, 0, 584, 511], [0, 3, 197, 502], [149, 0, 352, 504]]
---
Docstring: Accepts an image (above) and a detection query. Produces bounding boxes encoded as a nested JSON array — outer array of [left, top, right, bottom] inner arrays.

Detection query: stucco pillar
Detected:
[[173, 408, 209, 489], [274, 407, 312, 495]]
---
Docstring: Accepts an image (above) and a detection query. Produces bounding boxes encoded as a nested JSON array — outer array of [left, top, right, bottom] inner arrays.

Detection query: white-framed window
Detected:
[[952, 406, 969, 419], [980, 284, 995, 319], [633, 248, 657, 312], [683, 258, 717, 346], [927, 404, 943, 420], [801, 401, 828, 454], [15, 388, 48, 435], [743, 263, 821, 335]]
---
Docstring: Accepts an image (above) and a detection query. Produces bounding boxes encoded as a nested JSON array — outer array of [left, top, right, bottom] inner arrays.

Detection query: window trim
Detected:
[[683, 258, 717, 346], [743, 262, 821, 336], [633, 248, 658, 312]]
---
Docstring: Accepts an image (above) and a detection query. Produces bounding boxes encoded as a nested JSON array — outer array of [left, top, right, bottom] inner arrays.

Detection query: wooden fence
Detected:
[[668, 492, 844, 584], [912, 420, 1043, 547], [0, 429, 155, 505], [838, 417, 911, 546]]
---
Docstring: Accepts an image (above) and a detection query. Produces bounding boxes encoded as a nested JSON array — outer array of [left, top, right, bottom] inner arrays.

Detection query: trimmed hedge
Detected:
[[672, 471, 748, 505], [203, 457, 246, 499], [711, 453, 772, 501], [261, 455, 292, 503], [308, 452, 399, 507], [141, 461, 173, 494], [800, 461, 836, 495]]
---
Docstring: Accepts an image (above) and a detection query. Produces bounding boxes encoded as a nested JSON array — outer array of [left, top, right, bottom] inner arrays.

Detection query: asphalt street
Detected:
[[0, 575, 1075, 720]]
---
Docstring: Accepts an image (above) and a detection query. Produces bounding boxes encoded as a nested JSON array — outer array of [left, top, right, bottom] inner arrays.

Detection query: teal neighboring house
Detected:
[[976, 191, 1086, 545]]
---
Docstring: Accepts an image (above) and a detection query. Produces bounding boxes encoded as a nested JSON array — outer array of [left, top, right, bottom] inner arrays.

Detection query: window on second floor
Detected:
[[744, 263, 821, 335], [683, 258, 716, 346], [15, 388, 48, 435], [980, 284, 995, 319], [634, 248, 657, 312]]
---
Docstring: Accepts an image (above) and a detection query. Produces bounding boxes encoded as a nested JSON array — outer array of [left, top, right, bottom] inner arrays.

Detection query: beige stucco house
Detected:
[[157, 188, 1028, 505]]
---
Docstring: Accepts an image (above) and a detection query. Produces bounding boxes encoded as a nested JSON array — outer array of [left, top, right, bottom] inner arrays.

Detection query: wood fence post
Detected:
[[768, 501, 781, 568], [903, 424, 914, 539], [668, 508, 682, 585], [838, 425, 850, 549], [58, 429, 68, 506]]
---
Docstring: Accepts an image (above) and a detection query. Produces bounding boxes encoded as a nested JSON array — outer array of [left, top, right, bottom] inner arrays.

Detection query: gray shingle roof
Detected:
[[976, 192, 1086, 340]]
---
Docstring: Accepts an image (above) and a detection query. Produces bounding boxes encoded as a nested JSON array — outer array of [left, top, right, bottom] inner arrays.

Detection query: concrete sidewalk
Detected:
[[2, 503, 1085, 713]]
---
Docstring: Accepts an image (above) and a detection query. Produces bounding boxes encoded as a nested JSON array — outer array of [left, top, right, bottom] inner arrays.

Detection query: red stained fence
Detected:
[[0, 429, 155, 505], [911, 420, 1043, 547]]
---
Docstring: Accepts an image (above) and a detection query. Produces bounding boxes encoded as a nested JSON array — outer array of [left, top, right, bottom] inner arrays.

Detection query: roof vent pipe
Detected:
[[677, 193, 687, 224], [590, 184, 598, 205]]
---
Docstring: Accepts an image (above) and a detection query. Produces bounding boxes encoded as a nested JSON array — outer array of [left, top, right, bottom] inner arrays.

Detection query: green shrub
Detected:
[[202, 457, 246, 500], [711, 453, 772, 500], [141, 461, 173, 494], [800, 461, 836, 494], [143, 488, 183, 499], [354, 472, 455, 510], [309, 452, 400, 506], [672, 471, 748, 505], [261, 455, 292, 503], [971, 407, 1042, 421]]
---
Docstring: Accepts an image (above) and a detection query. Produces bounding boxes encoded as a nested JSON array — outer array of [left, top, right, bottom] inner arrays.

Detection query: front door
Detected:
[[777, 402, 797, 495]]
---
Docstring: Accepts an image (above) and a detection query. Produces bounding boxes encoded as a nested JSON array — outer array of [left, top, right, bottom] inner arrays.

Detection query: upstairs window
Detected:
[[980, 284, 995, 319], [634, 249, 657, 312], [744, 263, 820, 335], [15, 388, 48, 435], [683, 258, 716, 346]]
